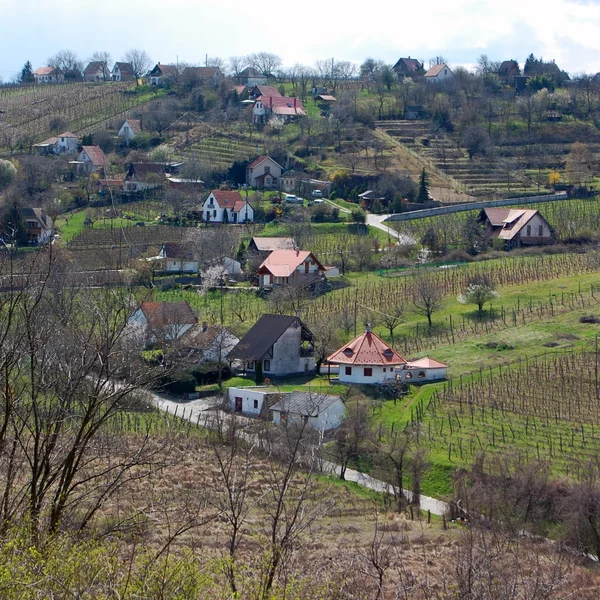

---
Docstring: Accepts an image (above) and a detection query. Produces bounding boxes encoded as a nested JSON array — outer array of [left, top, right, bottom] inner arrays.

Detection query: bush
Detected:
[[580, 315, 600, 324], [351, 208, 366, 224], [444, 249, 474, 263], [155, 370, 196, 395], [191, 362, 232, 385]]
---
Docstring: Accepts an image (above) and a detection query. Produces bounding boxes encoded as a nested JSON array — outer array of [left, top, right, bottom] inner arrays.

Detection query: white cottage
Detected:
[[33, 66, 64, 84], [158, 242, 199, 273], [246, 156, 284, 189], [257, 250, 325, 290], [111, 62, 135, 82], [424, 63, 454, 84], [402, 357, 448, 382], [228, 386, 284, 418], [118, 119, 142, 141], [127, 301, 197, 346], [33, 131, 78, 155], [270, 391, 345, 431], [202, 190, 254, 224]]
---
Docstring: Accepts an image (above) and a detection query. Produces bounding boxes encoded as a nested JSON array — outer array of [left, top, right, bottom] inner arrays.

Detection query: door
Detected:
[[233, 212, 238, 223], [304, 261, 309, 274], [235, 397, 242, 413]]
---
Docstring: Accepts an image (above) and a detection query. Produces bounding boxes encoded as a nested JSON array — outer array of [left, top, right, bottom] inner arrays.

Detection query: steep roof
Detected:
[[251, 237, 295, 252], [393, 57, 422, 72], [80, 146, 108, 167], [240, 67, 263, 78], [140, 301, 197, 329], [34, 66, 61, 76], [161, 242, 196, 260], [499, 60, 520, 74], [84, 61, 108, 75], [406, 357, 448, 369], [127, 162, 165, 182], [229, 314, 312, 361], [258, 250, 324, 278], [425, 63, 450, 78], [21, 207, 53, 230], [327, 329, 407, 366], [247, 155, 283, 170], [481, 207, 546, 241], [123, 119, 142, 133], [208, 190, 244, 209], [270, 391, 342, 417], [151, 63, 178, 77], [260, 96, 306, 116], [252, 85, 281, 97], [113, 62, 134, 74]]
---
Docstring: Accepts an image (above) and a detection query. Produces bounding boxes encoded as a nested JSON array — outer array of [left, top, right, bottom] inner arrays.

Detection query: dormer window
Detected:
[[343, 348, 353, 356], [383, 348, 393, 357]]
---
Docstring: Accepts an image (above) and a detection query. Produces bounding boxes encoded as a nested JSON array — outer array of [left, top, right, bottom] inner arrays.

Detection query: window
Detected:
[[405, 372, 413, 379], [264, 360, 271, 371], [345, 366, 352, 376], [247, 361, 255, 370], [526, 225, 531, 236], [539, 225, 543, 236], [272, 177, 277, 184], [364, 367, 373, 377], [383, 368, 386, 372], [417, 371, 426, 379], [265, 166, 271, 174], [253, 399, 259, 409], [213, 210, 217, 218]]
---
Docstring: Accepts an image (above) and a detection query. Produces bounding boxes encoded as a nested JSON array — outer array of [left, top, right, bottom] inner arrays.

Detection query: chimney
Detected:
[[365, 323, 372, 333], [296, 249, 299, 256], [269, 96, 272, 108], [293, 97, 297, 108], [296, 309, 301, 319], [202, 321, 207, 332]]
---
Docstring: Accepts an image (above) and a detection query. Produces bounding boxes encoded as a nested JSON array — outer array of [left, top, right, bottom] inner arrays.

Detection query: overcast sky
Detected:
[[2, 0, 600, 81]]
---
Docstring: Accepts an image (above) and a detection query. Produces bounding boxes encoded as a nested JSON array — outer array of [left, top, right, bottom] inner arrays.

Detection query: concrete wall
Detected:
[[338, 364, 398, 384], [385, 193, 567, 223], [402, 367, 447, 382], [269, 325, 302, 375], [272, 398, 346, 431], [228, 387, 267, 416]]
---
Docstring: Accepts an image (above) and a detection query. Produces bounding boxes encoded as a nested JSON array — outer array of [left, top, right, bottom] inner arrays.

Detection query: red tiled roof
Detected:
[[406, 357, 448, 369], [251, 237, 295, 251], [327, 330, 407, 366], [124, 119, 142, 133], [81, 146, 108, 167], [247, 155, 282, 169], [34, 66, 60, 76], [209, 190, 244, 208], [258, 250, 323, 278], [425, 63, 450, 78], [260, 96, 306, 116], [254, 85, 281, 97], [140, 301, 197, 329]]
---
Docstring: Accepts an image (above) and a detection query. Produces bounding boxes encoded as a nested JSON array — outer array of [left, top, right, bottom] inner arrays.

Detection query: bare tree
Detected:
[[48, 49, 83, 80], [123, 48, 152, 81], [331, 398, 371, 480], [247, 52, 282, 78], [88, 51, 112, 80], [411, 274, 444, 327], [228, 56, 247, 82]]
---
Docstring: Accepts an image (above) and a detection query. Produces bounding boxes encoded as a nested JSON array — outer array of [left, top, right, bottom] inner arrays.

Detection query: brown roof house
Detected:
[[498, 60, 521, 85], [249, 237, 295, 253], [182, 66, 223, 88], [118, 119, 142, 142], [149, 63, 179, 85], [84, 61, 110, 82], [111, 62, 135, 82], [424, 63, 454, 84], [174, 322, 239, 366], [479, 207, 555, 249], [229, 314, 315, 377], [76, 146, 108, 175], [202, 190, 254, 224], [128, 301, 197, 346], [393, 57, 424, 78], [22, 208, 54, 244], [253, 96, 306, 124], [249, 85, 282, 100], [257, 249, 325, 290], [157, 242, 199, 273], [124, 162, 166, 193]]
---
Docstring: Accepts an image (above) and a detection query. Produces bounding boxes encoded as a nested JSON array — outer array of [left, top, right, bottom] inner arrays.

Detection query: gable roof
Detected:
[[251, 237, 295, 252], [84, 61, 108, 76], [208, 190, 245, 209], [123, 119, 142, 133], [247, 155, 283, 170], [425, 63, 450, 78], [21, 207, 53, 230], [229, 314, 312, 361], [239, 67, 263, 78], [406, 357, 448, 369], [183, 66, 221, 78], [327, 329, 407, 366], [34, 131, 77, 147], [80, 146, 108, 167], [127, 162, 166, 182], [480, 207, 548, 240], [499, 60, 520, 74], [113, 62, 134, 74], [393, 57, 422, 72], [252, 85, 281, 97], [161, 242, 196, 260], [270, 391, 342, 416], [150, 63, 178, 77], [258, 250, 324, 278], [260, 96, 306, 116], [34, 66, 62, 76], [140, 301, 197, 329]]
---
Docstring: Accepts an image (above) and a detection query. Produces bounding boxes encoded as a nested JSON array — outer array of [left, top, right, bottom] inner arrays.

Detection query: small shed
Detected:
[[269, 391, 345, 431], [402, 357, 448, 382]]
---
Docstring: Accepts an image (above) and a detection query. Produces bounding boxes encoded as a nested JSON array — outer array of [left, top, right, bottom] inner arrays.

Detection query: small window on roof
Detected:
[[343, 348, 353, 355], [383, 348, 393, 356], [287, 103, 292, 107]]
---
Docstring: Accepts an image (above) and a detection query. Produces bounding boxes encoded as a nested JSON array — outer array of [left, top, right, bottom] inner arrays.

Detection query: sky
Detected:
[[1, 0, 600, 81]]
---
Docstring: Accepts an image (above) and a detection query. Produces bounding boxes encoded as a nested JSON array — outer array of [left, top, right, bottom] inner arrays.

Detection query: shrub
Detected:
[[191, 362, 232, 385], [580, 315, 600, 324], [156, 370, 196, 395], [444, 249, 473, 263], [351, 208, 366, 224]]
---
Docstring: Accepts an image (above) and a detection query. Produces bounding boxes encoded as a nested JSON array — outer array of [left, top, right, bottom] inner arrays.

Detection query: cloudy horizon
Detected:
[[1, 0, 600, 81]]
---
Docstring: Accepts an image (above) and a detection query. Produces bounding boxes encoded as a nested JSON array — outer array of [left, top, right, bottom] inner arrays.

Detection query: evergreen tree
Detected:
[[20, 61, 34, 84], [82, 133, 93, 146], [416, 169, 430, 203], [1, 201, 28, 246]]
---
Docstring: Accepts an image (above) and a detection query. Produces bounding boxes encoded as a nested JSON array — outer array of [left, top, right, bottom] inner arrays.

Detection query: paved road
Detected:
[[148, 390, 449, 516], [367, 213, 415, 245]]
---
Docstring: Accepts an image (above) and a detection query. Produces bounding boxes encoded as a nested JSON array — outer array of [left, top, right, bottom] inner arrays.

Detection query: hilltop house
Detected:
[[246, 156, 284, 189], [238, 67, 267, 87], [270, 391, 345, 430], [128, 301, 197, 346], [393, 57, 423, 78], [149, 63, 178, 85], [257, 249, 325, 290], [182, 66, 223, 88], [33, 66, 64, 84], [253, 96, 305, 124], [77, 146, 108, 174], [157, 242, 199, 273], [479, 208, 555, 249], [84, 61, 110, 82], [229, 313, 315, 377], [424, 63, 454, 84], [124, 162, 166, 193], [33, 131, 78, 155], [175, 322, 239, 365], [202, 190, 254, 224], [118, 119, 142, 142], [111, 62, 135, 82], [22, 208, 54, 244], [498, 60, 521, 85]]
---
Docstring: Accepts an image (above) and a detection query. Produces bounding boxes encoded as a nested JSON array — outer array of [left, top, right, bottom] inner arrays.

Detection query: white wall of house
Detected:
[[427, 67, 453, 84], [223, 257, 242, 274], [77, 150, 101, 174], [202, 331, 239, 363], [337, 364, 399, 384], [228, 387, 268, 416], [518, 214, 553, 241], [202, 194, 254, 223], [127, 309, 193, 345], [247, 158, 283, 188], [271, 398, 345, 431], [34, 72, 64, 84], [56, 136, 78, 154], [165, 259, 199, 273], [253, 101, 266, 123], [401, 366, 447, 382], [118, 121, 137, 140]]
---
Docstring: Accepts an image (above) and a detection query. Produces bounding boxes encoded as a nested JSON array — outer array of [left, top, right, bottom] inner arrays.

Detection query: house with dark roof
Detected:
[[246, 156, 284, 189], [84, 61, 110, 82], [124, 162, 166, 193], [253, 96, 306, 123], [498, 60, 521, 85], [257, 249, 325, 290], [270, 391, 345, 430], [249, 85, 281, 100], [33, 66, 64, 84], [249, 237, 295, 254], [424, 63, 453, 84], [202, 190, 254, 224], [157, 242, 199, 273], [229, 314, 315, 376], [479, 208, 555, 249], [393, 57, 424, 78], [77, 146, 108, 174], [149, 63, 179, 85], [238, 67, 267, 87], [111, 62, 135, 82], [175, 322, 239, 365], [182, 66, 223, 88], [22, 208, 54, 244], [128, 301, 197, 346], [118, 119, 142, 142], [33, 131, 78, 155]]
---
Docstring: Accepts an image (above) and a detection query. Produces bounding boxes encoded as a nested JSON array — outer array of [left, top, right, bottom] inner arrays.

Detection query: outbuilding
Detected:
[[269, 391, 345, 431]]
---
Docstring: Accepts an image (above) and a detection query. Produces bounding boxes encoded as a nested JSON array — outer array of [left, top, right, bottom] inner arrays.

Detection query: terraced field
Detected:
[[67, 224, 186, 249]]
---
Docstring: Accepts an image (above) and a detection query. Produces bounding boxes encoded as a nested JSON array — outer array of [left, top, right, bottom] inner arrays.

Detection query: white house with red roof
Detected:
[[77, 146, 108, 174], [257, 249, 325, 289], [33, 66, 64, 84], [327, 327, 448, 384], [202, 190, 254, 224], [33, 131, 78, 155], [253, 96, 306, 124], [128, 301, 198, 346], [246, 156, 284, 189], [118, 119, 142, 141], [424, 63, 453, 84]]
